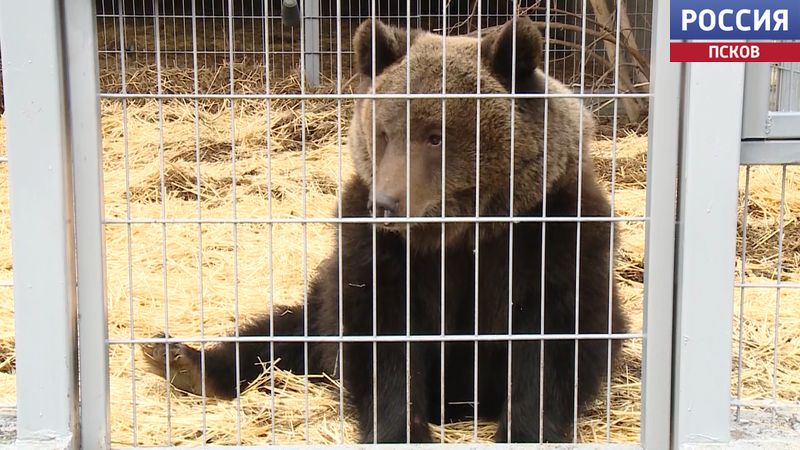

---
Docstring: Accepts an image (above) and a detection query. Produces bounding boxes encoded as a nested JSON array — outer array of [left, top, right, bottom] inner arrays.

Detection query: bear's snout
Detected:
[[367, 191, 401, 218]]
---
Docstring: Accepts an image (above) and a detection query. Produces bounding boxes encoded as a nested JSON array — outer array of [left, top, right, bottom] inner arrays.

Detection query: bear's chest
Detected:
[[407, 228, 545, 335]]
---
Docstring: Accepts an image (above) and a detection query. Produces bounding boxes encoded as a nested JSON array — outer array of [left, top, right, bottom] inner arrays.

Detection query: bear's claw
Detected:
[[141, 332, 204, 396]]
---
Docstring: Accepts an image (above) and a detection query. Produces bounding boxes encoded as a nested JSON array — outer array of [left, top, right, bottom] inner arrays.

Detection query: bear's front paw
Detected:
[[141, 332, 203, 396]]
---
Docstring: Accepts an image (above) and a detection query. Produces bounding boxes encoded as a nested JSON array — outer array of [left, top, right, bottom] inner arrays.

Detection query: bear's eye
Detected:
[[427, 134, 442, 147]]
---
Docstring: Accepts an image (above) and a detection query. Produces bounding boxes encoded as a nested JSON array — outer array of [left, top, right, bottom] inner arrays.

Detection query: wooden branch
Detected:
[[522, 5, 651, 75], [587, 0, 642, 122], [617, 0, 649, 86]]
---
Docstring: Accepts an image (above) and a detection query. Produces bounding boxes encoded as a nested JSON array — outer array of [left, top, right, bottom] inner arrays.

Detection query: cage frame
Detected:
[[741, 63, 800, 165]]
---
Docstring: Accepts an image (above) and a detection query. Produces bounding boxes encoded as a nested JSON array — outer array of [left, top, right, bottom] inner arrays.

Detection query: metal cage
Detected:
[[0, 0, 798, 449]]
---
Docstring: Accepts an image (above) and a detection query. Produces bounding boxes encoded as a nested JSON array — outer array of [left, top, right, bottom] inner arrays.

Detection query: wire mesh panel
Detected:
[[771, 63, 800, 113], [96, 1, 651, 126], [90, 0, 661, 447], [734, 60, 800, 439], [734, 163, 800, 438]]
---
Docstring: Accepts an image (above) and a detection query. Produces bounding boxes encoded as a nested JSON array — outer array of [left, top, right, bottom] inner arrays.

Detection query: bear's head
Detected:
[[348, 18, 585, 249]]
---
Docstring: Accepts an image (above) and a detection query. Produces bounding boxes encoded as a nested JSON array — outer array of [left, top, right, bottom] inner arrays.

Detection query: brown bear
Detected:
[[142, 17, 627, 443]]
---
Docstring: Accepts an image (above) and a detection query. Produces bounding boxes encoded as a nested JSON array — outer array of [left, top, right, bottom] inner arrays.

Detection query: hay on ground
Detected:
[[0, 64, 798, 445]]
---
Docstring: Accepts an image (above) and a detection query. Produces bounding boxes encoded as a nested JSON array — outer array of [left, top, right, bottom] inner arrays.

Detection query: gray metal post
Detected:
[[741, 63, 771, 140], [303, 0, 321, 86], [672, 62, 746, 448], [640, 0, 681, 448], [0, 0, 79, 448], [63, 0, 111, 448]]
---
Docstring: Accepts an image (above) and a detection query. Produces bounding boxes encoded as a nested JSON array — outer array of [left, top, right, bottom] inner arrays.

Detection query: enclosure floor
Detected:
[[732, 410, 800, 442], [0, 74, 799, 445], [0, 406, 14, 445]]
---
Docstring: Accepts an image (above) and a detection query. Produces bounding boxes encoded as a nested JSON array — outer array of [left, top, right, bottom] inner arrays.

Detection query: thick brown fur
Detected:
[[142, 17, 628, 443]]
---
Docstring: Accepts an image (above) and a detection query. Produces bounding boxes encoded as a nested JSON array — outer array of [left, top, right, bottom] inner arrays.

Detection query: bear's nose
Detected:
[[368, 192, 400, 218]]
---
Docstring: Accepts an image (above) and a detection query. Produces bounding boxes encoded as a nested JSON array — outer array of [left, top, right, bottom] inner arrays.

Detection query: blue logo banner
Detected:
[[671, 0, 800, 40]]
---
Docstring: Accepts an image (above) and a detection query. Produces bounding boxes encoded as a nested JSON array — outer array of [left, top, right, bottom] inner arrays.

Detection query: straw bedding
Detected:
[[0, 62, 798, 445]]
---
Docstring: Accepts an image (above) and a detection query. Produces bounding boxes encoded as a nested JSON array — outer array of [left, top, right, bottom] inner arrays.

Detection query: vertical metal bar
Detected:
[[404, 0, 412, 443], [211, 0, 219, 70], [97, 2, 110, 83], [116, 0, 138, 442], [472, 0, 483, 442], [261, 6, 278, 443], [607, 0, 624, 441], [180, 0, 188, 68], [334, 0, 345, 442], [505, 3, 519, 443], [303, 0, 321, 86], [169, 0, 177, 67], [777, 63, 794, 112], [671, 61, 745, 447], [284, 4, 291, 78], [539, 0, 553, 442], [792, 63, 797, 109], [639, 1, 681, 448], [225, 0, 243, 443], [137, 0, 147, 66], [64, 0, 110, 448], [439, 0, 448, 443], [202, 2, 209, 67], [573, 1, 588, 441], [0, 0, 78, 448], [770, 167, 788, 412], [189, 0, 209, 441], [734, 167, 751, 422], [151, 3, 175, 444], [369, 1, 378, 441], [298, 0, 311, 442]]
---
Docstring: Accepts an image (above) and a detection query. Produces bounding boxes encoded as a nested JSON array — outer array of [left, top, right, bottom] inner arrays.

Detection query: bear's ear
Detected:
[[353, 19, 416, 78], [485, 17, 542, 91]]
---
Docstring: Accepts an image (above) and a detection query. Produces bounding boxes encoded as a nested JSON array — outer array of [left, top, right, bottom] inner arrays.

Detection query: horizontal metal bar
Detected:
[[109, 332, 643, 345], [766, 112, 800, 140], [99, 49, 353, 56], [95, 14, 510, 21], [104, 216, 647, 226], [740, 140, 800, 166], [0, 156, 7, 163], [730, 399, 800, 409], [96, 14, 405, 20], [132, 48, 578, 55], [0, 282, 12, 288], [99, 48, 579, 57], [99, 92, 653, 101], [734, 282, 800, 289]]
